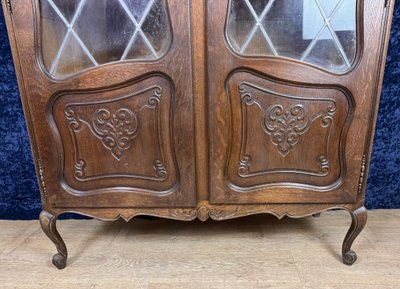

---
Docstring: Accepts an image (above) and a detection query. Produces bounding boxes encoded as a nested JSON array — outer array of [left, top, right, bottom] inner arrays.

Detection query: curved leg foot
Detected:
[[342, 206, 367, 266], [39, 211, 68, 269]]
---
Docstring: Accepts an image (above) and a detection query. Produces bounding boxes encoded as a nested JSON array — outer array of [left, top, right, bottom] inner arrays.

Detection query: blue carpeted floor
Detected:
[[0, 3, 399, 220]]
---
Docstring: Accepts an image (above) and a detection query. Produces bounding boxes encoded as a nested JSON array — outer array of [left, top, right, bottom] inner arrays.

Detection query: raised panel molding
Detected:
[[238, 82, 336, 176], [226, 71, 354, 190], [64, 86, 167, 181], [49, 75, 178, 194]]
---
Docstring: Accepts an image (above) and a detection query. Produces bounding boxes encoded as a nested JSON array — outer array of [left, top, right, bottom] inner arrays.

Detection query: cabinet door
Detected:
[[7, 0, 196, 208], [208, 0, 392, 204]]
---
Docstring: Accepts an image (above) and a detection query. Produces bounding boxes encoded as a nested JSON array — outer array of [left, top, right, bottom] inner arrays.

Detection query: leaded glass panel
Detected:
[[226, 0, 357, 72], [40, 0, 172, 78]]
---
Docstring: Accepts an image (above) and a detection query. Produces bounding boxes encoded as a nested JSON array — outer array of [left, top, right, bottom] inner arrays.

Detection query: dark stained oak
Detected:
[[1, 0, 395, 269]]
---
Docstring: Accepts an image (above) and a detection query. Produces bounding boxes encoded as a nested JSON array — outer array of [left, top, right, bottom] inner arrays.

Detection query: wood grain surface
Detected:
[[1, 209, 399, 289]]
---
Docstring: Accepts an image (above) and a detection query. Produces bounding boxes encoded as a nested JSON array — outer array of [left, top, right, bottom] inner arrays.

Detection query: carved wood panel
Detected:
[[50, 75, 178, 195], [226, 71, 354, 190]]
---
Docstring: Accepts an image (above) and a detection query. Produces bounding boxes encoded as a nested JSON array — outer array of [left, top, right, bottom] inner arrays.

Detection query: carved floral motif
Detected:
[[92, 108, 139, 160], [263, 104, 311, 157]]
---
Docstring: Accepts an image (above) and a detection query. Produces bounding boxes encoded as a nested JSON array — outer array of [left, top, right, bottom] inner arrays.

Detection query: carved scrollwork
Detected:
[[190, 205, 320, 222], [147, 87, 162, 108], [263, 104, 311, 157], [52, 77, 181, 191], [153, 160, 168, 179], [320, 101, 337, 128], [192, 206, 238, 222], [65, 106, 140, 161], [168, 209, 198, 221], [317, 155, 330, 174], [63, 86, 170, 180], [239, 81, 339, 162], [196, 206, 211, 222], [62, 86, 172, 182], [92, 108, 139, 161], [236, 81, 339, 178], [74, 159, 86, 178], [239, 85, 257, 106], [65, 108, 82, 131], [238, 155, 251, 176]]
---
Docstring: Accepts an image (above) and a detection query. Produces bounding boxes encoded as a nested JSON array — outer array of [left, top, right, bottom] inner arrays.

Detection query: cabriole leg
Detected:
[[39, 211, 68, 269], [342, 206, 367, 266]]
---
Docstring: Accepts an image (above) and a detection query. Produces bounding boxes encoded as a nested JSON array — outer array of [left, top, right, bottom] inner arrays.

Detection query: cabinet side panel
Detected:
[[1, 0, 46, 203], [358, 0, 397, 207]]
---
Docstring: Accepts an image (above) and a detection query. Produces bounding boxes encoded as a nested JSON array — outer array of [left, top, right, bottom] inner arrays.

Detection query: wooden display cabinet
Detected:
[[2, 0, 395, 269]]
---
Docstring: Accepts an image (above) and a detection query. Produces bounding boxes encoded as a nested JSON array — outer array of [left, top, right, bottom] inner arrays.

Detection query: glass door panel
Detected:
[[226, 0, 357, 72], [40, 0, 172, 78]]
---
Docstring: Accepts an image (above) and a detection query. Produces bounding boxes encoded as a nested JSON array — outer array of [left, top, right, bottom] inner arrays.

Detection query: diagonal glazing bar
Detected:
[[118, 0, 158, 57], [119, 0, 158, 60], [240, 0, 275, 53], [313, 0, 351, 67], [240, 0, 278, 55], [46, 0, 98, 74], [300, 0, 346, 61]]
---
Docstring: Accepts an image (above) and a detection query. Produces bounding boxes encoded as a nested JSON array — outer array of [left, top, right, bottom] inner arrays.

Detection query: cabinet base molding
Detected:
[[40, 204, 366, 269]]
